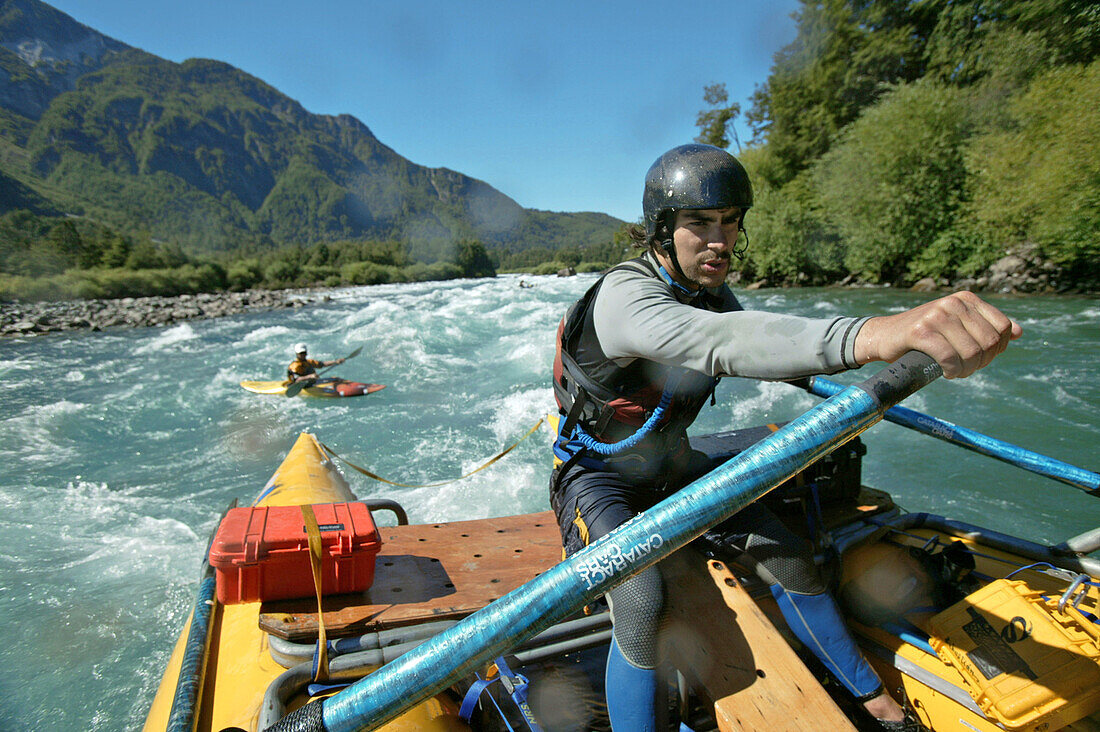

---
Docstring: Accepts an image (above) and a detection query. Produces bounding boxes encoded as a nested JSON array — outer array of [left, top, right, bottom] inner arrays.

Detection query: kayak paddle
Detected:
[[263, 351, 942, 732], [285, 347, 363, 398]]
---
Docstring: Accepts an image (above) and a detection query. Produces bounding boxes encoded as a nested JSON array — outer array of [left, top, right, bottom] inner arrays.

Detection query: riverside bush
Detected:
[[967, 60, 1100, 282], [0, 263, 228, 300], [813, 82, 970, 284]]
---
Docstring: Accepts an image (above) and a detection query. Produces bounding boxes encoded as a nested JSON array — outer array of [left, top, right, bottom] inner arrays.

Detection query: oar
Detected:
[[263, 352, 942, 732], [285, 347, 363, 398], [797, 375, 1099, 497]]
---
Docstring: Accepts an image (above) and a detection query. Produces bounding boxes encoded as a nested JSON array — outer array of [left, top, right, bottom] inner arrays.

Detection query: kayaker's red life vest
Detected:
[[552, 257, 720, 451]]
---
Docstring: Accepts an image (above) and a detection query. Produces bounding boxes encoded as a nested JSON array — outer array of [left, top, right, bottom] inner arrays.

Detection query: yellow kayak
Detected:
[[240, 378, 386, 398]]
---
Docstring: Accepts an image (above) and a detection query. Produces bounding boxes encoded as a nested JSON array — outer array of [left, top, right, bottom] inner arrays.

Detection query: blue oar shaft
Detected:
[[267, 354, 940, 732], [805, 377, 1099, 496]]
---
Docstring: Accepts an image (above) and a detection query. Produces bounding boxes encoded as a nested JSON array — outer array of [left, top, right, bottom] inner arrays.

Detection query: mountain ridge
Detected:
[[0, 0, 623, 262]]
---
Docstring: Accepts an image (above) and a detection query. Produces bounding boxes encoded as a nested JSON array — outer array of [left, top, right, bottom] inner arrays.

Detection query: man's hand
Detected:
[[854, 291, 1022, 379]]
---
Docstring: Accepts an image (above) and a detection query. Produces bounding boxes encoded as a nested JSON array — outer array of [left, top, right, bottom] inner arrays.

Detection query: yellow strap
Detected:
[[320, 417, 547, 488], [300, 504, 329, 682]]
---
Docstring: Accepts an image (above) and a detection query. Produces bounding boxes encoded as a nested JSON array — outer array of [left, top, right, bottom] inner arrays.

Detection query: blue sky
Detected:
[[46, 0, 801, 223]]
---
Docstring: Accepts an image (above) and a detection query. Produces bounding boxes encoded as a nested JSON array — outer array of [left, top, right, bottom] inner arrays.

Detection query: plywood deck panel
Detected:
[[258, 511, 562, 641], [663, 550, 856, 732]]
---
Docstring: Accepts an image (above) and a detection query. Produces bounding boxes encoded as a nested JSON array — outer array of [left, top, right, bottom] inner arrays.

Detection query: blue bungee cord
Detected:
[[1003, 561, 1100, 624], [570, 373, 683, 455]]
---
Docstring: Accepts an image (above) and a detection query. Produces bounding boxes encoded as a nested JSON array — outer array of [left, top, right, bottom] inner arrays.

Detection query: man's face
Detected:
[[664, 207, 742, 290]]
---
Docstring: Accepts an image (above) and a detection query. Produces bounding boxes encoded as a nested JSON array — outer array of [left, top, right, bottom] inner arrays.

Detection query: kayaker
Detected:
[[286, 343, 345, 384], [549, 143, 1022, 732]]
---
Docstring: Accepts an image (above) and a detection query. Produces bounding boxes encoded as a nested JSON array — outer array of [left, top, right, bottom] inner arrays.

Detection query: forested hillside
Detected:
[[699, 0, 1099, 291], [0, 0, 623, 300]]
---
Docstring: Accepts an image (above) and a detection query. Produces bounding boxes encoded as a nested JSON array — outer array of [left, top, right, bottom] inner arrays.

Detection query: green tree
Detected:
[[227, 258, 263, 290], [813, 81, 970, 283], [262, 259, 299, 287], [308, 242, 332, 266], [46, 219, 83, 265], [740, 163, 842, 285], [746, 0, 934, 186], [967, 60, 1100, 282], [125, 235, 165, 269], [452, 239, 496, 278], [101, 234, 132, 268], [694, 83, 741, 151]]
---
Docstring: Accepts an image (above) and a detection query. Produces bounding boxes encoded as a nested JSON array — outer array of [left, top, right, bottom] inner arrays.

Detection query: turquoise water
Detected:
[[0, 275, 1096, 730]]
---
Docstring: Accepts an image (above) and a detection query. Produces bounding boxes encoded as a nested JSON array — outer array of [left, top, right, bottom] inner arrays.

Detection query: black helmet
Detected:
[[642, 144, 753, 241]]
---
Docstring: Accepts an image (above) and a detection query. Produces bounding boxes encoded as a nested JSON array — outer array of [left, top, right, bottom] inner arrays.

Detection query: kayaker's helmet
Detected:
[[293, 343, 308, 356], [642, 144, 753, 274]]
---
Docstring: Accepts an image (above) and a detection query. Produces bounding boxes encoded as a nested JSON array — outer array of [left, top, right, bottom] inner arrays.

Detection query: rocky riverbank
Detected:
[[0, 288, 333, 337], [3, 248, 1092, 338], [739, 245, 1094, 295]]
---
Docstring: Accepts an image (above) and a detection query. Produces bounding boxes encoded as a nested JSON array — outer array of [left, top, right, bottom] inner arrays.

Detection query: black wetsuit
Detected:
[[548, 252, 883, 728]]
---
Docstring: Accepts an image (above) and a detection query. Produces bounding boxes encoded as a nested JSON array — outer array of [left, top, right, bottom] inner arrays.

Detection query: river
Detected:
[[0, 274, 1096, 729]]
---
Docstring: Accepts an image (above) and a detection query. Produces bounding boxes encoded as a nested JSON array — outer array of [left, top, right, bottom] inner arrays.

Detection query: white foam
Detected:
[[501, 339, 550, 368], [0, 400, 87, 463], [715, 380, 815, 428], [242, 325, 293, 344], [1019, 305, 1099, 328], [133, 322, 198, 354], [1022, 369, 1069, 384], [811, 299, 840, 313], [486, 388, 556, 442], [759, 294, 790, 309]]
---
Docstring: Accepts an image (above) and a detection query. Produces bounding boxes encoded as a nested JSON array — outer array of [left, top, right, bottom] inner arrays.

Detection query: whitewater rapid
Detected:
[[0, 274, 1096, 730]]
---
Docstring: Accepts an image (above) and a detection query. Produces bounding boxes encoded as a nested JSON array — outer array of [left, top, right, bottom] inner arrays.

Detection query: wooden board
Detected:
[[663, 549, 857, 732], [258, 511, 562, 641]]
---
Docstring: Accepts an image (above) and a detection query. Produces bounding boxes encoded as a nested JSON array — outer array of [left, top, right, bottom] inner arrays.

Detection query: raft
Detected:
[[144, 422, 1100, 732], [240, 378, 386, 398]]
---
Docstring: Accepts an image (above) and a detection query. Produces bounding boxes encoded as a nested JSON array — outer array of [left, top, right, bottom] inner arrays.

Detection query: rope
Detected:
[[320, 417, 546, 488]]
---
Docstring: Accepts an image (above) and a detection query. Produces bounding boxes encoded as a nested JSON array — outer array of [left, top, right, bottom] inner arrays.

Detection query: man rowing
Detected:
[[549, 143, 1021, 731]]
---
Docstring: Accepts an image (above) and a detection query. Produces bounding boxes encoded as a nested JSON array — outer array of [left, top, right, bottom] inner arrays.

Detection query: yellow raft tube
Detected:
[[143, 433, 465, 731]]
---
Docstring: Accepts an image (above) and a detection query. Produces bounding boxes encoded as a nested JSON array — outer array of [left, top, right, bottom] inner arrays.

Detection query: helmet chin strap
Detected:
[[660, 238, 692, 285]]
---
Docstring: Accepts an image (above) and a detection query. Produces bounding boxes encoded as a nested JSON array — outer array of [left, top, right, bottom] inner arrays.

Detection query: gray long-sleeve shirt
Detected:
[[592, 252, 867, 381]]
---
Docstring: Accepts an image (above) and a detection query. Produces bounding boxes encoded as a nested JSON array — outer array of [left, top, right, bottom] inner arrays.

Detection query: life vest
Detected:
[[287, 358, 321, 382], [552, 256, 721, 457]]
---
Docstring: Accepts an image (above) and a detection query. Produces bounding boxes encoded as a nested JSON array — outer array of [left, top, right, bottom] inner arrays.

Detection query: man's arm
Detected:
[[595, 272, 1019, 381], [593, 270, 865, 379], [853, 291, 1022, 378]]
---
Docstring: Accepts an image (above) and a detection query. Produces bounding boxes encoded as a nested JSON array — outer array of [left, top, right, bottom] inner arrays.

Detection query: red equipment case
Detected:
[[208, 502, 382, 605]]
